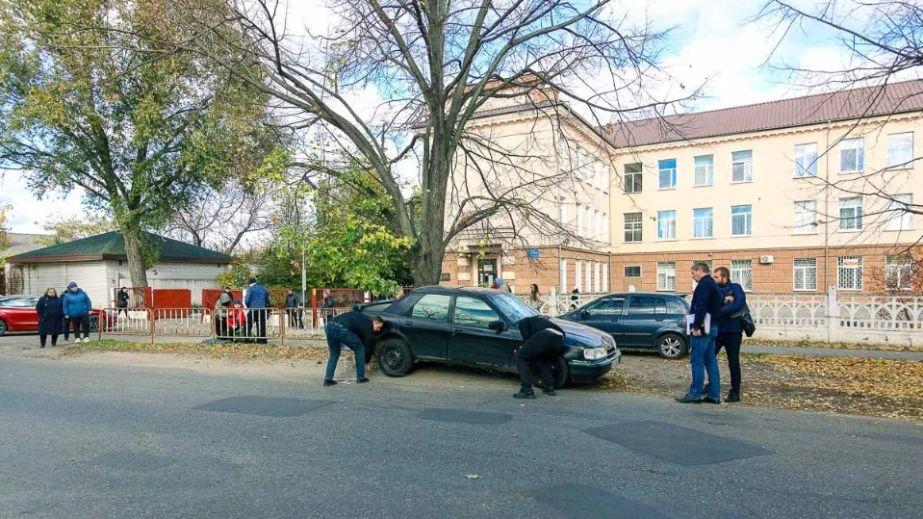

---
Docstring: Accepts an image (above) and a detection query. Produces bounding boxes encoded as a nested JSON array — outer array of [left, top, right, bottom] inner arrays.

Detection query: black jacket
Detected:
[[116, 290, 129, 308], [36, 295, 64, 334], [284, 293, 300, 308], [517, 316, 565, 358], [332, 311, 375, 349], [690, 275, 723, 332]]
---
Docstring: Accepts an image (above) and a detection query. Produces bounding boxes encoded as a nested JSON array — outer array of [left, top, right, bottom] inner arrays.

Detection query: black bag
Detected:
[[731, 302, 756, 338]]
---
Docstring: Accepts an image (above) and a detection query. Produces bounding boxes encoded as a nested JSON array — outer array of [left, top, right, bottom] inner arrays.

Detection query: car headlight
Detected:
[[583, 347, 607, 360]]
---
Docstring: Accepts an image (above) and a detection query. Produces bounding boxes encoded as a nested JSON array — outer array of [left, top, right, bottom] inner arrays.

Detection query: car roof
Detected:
[[411, 285, 503, 295], [606, 292, 687, 299]]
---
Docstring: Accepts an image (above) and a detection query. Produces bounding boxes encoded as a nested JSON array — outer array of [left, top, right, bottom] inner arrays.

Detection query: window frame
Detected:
[[693, 154, 714, 187], [731, 150, 753, 183], [793, 258, 818, 291], [656, 261, 676, 292], [886, 132, 914, 169], [838, 196, 863, 232], [410, 294, 452, 322], [623, 212, 643, 243], [623, 163, 643, 193], [886, 193, 913, 231], [837, 256, 864, 291], [730, 259, 753, 291], [885, 255, 914, 291], [839, 137, 865, 174], [658, 158, 677, 190], [730, 205, 752, 237], [794, 142, 818, 177], [693, 207, 714, 239], [624, 265, 642, 277], [452, 295, 502, 329], [657, 210, 677, 241], [793, 200, 818, 235]]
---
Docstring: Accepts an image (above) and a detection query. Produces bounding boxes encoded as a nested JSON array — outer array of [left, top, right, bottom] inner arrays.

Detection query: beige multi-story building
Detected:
[[441, 80, 923, 295]]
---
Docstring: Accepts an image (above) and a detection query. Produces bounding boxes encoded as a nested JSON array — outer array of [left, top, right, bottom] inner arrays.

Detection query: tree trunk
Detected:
[[121, 221, 149, 288], [410, 222, 445, 287]]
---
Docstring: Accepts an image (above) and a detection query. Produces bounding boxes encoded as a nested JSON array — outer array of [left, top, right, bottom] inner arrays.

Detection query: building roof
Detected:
[[2, 233, 49, 257], [605, 80, 923, 148], [6, 231, 233, 264]]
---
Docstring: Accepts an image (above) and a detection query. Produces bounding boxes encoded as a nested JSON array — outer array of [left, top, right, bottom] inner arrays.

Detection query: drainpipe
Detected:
[[824, 120, 832, 342]]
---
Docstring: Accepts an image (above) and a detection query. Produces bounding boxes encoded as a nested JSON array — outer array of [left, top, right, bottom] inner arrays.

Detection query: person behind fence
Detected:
[[116, 287, 129, 318], [214, 287, 233, 338], [284, 288, 302, 329], [61, 285, 71, 342], [245, 277, 270, 344], [323, 311, 384, 386], [227, 299, 247, 339], [513, 315, 565, 399], [36, 288, 64, 348], [713, 266, 746, 403], [676, 263, 722, 404], [62, 281, 93, 343]]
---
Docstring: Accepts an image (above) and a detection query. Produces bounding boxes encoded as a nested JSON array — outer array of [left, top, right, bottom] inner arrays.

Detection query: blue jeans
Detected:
[[689, 325, 720, 400], [324, 322, 366, 381]]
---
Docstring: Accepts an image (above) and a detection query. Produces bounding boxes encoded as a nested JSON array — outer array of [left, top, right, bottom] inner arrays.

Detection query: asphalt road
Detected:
[[1, 354, 921, 519]]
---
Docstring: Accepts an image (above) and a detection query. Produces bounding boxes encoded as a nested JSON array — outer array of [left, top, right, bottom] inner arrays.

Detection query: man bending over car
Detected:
[[513, 316, 565, 399]]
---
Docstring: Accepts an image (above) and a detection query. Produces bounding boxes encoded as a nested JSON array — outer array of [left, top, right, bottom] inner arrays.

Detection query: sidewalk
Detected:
[[743, 343, 923, 361]]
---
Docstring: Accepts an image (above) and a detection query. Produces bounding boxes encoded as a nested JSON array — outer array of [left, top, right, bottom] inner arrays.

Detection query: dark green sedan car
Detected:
[[359, 286, 620, 388]]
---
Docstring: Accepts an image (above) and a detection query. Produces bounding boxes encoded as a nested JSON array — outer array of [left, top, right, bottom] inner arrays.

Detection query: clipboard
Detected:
[[686, 313, 711, 335]]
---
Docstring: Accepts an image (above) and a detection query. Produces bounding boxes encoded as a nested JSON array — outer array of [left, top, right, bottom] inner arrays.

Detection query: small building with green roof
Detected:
[[6, 231, 232, 307]]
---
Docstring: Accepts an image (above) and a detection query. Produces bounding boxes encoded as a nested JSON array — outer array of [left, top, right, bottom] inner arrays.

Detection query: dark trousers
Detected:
[[63, 317, 70, 340], [215, 313, 228, 338], [247, 309, 268, 344], [70, 315, 90, 339], [39, 333, 59, 348], [286, 309, 303, 328], [324, 322, 366, 381], [515, 330, 562, 391], [716, 332, 743, 393], [116, 307, 128, 317]]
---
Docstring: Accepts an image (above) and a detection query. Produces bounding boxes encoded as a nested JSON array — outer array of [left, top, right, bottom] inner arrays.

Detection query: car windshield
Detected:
[[489, 292, 538, 324]]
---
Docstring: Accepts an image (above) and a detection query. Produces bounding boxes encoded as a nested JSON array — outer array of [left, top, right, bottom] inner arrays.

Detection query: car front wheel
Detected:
[[0, 319, 7, 336], [377, 338, 414, 377], [657, 333, 687, 359], [532, 355, 570, 389]]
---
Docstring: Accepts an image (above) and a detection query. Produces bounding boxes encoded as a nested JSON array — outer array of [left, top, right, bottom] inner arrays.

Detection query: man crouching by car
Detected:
[[514, 316, 565, 399]]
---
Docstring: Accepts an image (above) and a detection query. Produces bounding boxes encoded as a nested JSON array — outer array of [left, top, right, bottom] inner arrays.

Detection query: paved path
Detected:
[[0, 352, 920, 518], [743, 343, 923, 360]]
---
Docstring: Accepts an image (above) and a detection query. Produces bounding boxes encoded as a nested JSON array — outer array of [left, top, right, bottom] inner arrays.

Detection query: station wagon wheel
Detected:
[[377, 338, 414, 377], [657, 333, 687, 359], [0, 319, 6, 336]]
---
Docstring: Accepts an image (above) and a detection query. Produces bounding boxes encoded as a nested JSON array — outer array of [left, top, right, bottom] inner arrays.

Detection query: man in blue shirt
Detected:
[[245, 278, 271, 344], [677, 262, 722, 404], [713, 267, 746, 403]]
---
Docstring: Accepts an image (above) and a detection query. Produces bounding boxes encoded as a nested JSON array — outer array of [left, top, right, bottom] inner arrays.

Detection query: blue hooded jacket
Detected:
[[62, 283, 92, 317], [245, 283, 270, 309]]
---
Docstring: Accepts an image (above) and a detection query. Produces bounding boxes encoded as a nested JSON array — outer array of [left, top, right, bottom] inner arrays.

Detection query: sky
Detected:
[[0, 0, 894, 234]]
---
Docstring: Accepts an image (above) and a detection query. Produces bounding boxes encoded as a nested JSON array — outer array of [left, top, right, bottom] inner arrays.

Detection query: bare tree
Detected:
[[758, 0, 923, 289], [162, 185, 273, 253], [173, 0, 688, 285]]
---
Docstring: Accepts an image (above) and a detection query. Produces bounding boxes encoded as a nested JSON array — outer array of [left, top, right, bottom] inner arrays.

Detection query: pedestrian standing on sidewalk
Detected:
[[528, 283, 545, 313], [116, 287, 130, 318], [676, 263, 722, 404], [513, 316, 565, 399], [323, 310, 384, 386], [35, 288, 63, 348], [62, 281, 92, 343], [713, 267, 746, 403], [214, 287, 233, 339], [245, 278, 270, 344], [284, 289, 302, 329]]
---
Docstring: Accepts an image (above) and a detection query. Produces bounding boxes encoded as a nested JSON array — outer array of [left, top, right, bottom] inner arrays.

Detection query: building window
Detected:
[[886, 193, 913, 231], [694, 155, 713, 186], [840, 137, 864, 173], [730, 259, 753, 291], [624, 212, 642, 243], [559, 258, 567, 293], [837, 256, 863, 291], [624, 163, 642, 193], [887, 132, 914, 169], [603, 266, 609, 292], [793, 200, 817, 235], [557, 196, 569, 230], [624, 265, 641, 277], [658, 158, 676, 189], [731, 205, 752, 236], [594, 261, 602, 293], [885, 255, 914, 290], [693, 207, 713, 238], [839, 197, 863, 231], [657, 210, 676, 240], [731, 150, 753, 183], [575, 260, 583, 293], [657, 262, 676, 291], [794, 143, 818, 177], [586, 261, 593, 292], [793, 258, 817, 291]]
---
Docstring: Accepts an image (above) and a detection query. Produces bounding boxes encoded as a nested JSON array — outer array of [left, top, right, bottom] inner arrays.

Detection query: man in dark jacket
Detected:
[[36, 288, 64, 348], [245, 278, 270, 343], [513, 316, 565, 399], [714, 267, 746, 403], [677, 263, 722, 404], [323, 311, 384, 386], [62, 281, 93, 343], [116, 287, 130, 317], [284, 289, 302, 329]]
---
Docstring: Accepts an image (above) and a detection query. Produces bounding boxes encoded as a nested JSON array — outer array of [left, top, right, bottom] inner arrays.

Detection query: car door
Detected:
[[571, 297, 626, 342], [448, 295, 520, 368], [621, 295, 667, 348], [398, 294, 452, 359], [2, 297, 40, 331]]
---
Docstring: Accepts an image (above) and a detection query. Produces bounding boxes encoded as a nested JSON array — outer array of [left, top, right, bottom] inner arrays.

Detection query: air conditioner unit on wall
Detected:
[[759, 255, 774, 264]]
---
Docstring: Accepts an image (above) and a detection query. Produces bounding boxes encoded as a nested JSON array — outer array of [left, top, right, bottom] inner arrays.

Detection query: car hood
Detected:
[[550, 317, 608, 348]]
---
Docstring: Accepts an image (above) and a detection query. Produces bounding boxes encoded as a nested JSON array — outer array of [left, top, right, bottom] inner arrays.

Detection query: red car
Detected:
[[0, 296, 111, 336]]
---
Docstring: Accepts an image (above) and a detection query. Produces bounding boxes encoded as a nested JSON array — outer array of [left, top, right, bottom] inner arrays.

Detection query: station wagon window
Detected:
[[454, 297, 500, 329], [410, 294, 451, 321], [627, 296, 666, 314], [585, 298, 625, 316]]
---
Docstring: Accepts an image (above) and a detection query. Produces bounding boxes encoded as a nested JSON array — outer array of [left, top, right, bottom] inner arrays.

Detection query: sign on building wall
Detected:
[[527, 248, 540, 260]]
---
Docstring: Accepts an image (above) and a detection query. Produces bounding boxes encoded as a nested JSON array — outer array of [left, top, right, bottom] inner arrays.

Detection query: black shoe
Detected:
[[675, 394, 704, 404], [357, 378, 370, 384], [543, 387, 556, 396], [323, 379, 337, 387], [726, 390, 740, 403], [703, 396, 721, 404], [514, 389, 536, 399]]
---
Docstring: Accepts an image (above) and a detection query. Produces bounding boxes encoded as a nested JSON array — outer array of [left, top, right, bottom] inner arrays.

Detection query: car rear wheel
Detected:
[[0, 319, 7, 336], [657, 333, 687, 359], [532, 355, 570, 389], [377, 338, 414, 377]]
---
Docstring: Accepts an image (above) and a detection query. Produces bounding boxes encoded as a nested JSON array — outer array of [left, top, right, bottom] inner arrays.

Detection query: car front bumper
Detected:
[[567, 349, 620, 383]]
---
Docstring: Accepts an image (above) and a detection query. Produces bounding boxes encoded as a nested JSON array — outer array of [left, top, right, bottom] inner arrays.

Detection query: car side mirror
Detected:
[[488, 320, 507, 332], [579, 309, 590, 319]]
